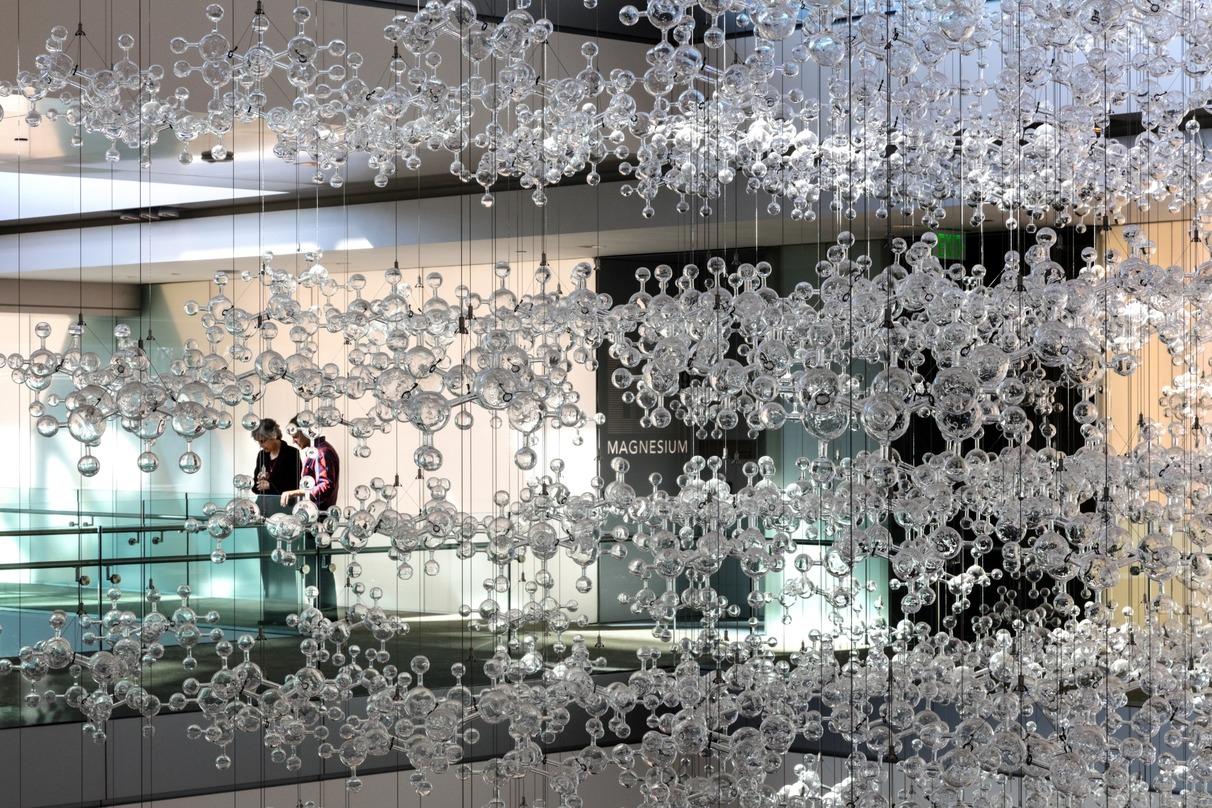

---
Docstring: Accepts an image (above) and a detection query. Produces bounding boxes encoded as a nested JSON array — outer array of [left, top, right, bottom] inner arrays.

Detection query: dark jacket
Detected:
[[254, 444, 301, 496]]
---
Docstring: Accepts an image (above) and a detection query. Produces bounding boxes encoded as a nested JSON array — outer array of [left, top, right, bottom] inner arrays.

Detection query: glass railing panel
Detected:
[[0, 492, 880, 730]]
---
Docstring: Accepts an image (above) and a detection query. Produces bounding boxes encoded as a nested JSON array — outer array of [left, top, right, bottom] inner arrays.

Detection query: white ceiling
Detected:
[[0, 166, 282, 219], [0, 178, 886, 282]]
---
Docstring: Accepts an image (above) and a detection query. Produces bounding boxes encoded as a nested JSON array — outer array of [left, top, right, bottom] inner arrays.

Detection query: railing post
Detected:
[[96, 524, 104, 614]]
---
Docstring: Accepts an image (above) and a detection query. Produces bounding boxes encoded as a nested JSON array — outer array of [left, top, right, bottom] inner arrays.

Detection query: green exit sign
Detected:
[[935, 232, 965, 260]]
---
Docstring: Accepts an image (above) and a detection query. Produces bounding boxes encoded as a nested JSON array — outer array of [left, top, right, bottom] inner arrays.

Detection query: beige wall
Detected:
[[0, 261, 601, 620], [1101, 222, 1207, 619], [145, 259, 600, 619]]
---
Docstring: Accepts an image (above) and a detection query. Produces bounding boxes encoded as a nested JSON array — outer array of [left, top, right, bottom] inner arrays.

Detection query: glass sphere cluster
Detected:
[[4, 2, 1212, 807], [5, 1, 1212, 224]]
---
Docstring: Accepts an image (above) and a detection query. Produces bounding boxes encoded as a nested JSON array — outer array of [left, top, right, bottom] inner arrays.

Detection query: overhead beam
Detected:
[[0, 161, 629, 237]]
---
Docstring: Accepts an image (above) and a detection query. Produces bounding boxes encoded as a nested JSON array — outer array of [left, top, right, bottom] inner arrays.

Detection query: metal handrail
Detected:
[[0, 544, 399, 572], [0, 506, 195, 521], [0, 522, 484, 571], [0, 488, 209, 524], [0, 524, 184, 538]]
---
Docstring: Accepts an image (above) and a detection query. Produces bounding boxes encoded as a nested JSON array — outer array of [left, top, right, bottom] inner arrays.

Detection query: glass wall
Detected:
[[0, 245, 894, 727]]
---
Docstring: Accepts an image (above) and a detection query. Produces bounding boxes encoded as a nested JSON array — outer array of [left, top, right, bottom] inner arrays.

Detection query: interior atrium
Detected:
[[0, 0, 1206, 806]]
